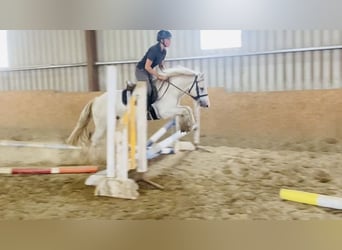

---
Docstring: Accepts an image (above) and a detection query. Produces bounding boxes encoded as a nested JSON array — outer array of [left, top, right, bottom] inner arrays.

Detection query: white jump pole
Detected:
[[147, 130, 187, 159], [115, 127, 128, 179], [0, 140, 81, 150], [136, 81, 148, 173], [106, 66, 116, 179], [146, 119, 176, 147]]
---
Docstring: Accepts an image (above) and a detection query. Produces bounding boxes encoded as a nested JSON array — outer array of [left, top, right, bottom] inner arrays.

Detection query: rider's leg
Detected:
[[135, 67, 154, 120], [135, 67, 152, 96]]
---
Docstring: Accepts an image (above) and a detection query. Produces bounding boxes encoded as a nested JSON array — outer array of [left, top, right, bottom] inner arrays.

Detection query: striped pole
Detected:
[[146, 130, 187, 159], [0, 166, 98, 175], [153, 130, 187, 151], [147, 119, 176, 147], [280, 188, 342, 210], [146, 147, 175, 160]]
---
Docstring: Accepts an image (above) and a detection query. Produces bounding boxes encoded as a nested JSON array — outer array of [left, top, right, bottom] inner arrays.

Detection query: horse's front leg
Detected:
[[157, 105, 195, 132], [177, 106, 196, 132]]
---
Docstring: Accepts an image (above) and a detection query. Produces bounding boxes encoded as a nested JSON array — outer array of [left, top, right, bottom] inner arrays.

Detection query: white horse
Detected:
[[66, 66, 210, 146]]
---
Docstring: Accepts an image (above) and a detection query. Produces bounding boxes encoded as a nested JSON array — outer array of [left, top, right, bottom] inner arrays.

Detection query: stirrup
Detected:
[[147, 113, 153, 120]]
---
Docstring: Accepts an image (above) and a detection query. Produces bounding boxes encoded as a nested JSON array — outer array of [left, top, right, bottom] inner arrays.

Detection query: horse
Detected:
[[66, 66, 210, 146]]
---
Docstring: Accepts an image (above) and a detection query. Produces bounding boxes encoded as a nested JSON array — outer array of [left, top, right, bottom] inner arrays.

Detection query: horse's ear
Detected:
[[198, 72, 205, 80]]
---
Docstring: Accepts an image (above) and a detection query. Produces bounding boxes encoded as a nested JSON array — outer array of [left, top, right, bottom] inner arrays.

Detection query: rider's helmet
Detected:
[[157, 30, 172, 42]]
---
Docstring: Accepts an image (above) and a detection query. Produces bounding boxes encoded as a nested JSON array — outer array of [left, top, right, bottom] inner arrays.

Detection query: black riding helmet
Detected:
[[157, 30, 172, 42]]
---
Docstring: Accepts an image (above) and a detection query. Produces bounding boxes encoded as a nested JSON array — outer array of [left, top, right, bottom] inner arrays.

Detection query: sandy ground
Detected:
[[0, 89, 342, 220]]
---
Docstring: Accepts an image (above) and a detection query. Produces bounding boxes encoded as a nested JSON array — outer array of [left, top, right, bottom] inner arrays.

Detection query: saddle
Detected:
[[122, 81, 159, 120]]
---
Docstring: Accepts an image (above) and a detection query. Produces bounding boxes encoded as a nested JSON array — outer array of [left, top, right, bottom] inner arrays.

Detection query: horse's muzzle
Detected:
[[199, 100, 210, 108]]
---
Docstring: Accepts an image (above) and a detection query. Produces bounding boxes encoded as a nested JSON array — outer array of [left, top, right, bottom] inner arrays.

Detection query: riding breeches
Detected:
[[135, 67, 153, 96]]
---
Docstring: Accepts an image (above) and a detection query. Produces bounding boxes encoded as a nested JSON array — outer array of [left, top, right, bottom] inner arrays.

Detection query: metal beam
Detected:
[[1, 45, 342, 72], [96, 45, 342, 65], [85, 30, 99, 91]]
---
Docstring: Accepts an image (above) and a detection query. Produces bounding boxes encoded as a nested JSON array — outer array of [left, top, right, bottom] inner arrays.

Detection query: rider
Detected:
[[135, 30, 171, 103]]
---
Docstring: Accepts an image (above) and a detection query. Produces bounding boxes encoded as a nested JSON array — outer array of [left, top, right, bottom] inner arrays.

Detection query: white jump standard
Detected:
[[92, 67, 140, 199], [87, 66, 148, 199]]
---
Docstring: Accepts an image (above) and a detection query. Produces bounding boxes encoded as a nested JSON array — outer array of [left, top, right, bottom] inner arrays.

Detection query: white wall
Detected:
[[0, 30, 341, 92]]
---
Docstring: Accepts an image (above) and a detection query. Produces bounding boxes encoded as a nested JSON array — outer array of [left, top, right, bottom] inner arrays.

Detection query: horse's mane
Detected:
[[159, 66, 199, 77]]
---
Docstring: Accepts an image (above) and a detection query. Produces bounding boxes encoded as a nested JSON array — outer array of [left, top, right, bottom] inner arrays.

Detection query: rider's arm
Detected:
[[145, 59, 167, 81], [159, 60, 165, 70]]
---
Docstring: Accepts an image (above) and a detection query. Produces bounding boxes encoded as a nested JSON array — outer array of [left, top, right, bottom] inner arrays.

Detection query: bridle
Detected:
[[158, 74, 208, 101]]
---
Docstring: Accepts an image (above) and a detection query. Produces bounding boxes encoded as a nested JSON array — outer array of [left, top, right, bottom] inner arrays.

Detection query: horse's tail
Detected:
[[66, 100, 94, 146]]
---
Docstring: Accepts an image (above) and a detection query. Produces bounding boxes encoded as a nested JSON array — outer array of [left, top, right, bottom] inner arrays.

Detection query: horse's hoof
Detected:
[[180, 124, 191, 133]]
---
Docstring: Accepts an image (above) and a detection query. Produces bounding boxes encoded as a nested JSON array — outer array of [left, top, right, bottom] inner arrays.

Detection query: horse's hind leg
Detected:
[[91, 124, 106, 147]]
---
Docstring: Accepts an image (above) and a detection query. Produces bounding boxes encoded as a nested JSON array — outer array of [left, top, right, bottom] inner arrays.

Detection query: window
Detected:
[[200, 30, 241, 50], [0, 30, 8, 68]]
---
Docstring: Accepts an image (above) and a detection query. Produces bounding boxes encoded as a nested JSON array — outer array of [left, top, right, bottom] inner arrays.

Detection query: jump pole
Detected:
[[0, 166, 98, 175], [94, 66, 139, 199], [280, 188, 342, 210], [0, 140, 81, 150], [147, 119, 176, 147], [147, 130, 187, 159], [146, 115, 199, 159]]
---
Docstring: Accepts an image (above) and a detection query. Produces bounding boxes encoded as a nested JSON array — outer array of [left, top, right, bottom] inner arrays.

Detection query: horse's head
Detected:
[[162, 66, 210, 108], [188, 72, 210, 108]]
